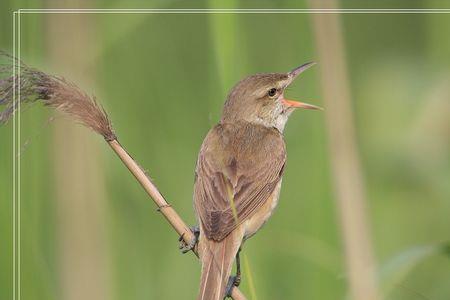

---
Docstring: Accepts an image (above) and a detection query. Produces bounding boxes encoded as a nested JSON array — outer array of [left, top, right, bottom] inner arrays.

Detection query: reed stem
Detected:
[[108, 139, 247, 300]]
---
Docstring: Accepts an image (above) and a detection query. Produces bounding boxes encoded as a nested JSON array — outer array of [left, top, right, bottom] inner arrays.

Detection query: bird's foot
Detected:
[[224, 275, 241, 298], [178, 225, 199, 254]]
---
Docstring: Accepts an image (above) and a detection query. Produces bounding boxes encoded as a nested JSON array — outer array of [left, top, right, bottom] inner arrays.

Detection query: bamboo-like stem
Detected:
[[108, 139, 193, 239], [308, 1, 381, 300], [108, 139, 247, 300]]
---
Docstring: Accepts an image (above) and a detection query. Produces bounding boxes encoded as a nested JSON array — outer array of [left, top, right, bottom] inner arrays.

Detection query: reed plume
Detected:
[[0, 52, 115, 141]]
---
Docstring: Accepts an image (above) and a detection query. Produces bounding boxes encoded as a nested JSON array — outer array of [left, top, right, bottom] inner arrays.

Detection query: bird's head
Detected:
[[220, 62, 321, 132]]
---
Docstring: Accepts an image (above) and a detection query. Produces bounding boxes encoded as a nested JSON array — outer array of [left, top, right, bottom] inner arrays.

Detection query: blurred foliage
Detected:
[[1, 1, 449, 300]]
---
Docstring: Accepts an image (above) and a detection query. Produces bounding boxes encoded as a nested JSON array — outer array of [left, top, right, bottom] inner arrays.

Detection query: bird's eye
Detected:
[[268, 88, 277, 97]]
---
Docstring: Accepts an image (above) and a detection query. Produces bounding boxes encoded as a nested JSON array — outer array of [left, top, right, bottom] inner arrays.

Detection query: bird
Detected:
[[193, 62, 321, 300]]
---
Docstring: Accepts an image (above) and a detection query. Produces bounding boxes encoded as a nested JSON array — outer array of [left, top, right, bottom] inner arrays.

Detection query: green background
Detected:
[[1, 1, 449, 300]]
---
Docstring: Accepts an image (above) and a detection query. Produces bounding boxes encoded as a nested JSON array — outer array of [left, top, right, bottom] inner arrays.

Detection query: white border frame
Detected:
[[11, 7, 450, 300]]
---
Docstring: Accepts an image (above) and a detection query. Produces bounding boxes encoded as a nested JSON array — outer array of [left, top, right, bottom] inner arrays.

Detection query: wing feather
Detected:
[[194, 122, 286, 241]]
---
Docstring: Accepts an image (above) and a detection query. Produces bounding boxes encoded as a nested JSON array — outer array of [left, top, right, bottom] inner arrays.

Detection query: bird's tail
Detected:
[[197, 228, 244, 300]]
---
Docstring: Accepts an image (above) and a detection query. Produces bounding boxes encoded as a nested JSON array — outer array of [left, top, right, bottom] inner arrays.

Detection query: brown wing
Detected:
[[194, 122, 286, 241]]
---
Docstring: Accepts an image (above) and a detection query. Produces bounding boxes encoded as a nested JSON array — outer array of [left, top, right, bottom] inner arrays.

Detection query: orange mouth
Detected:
[[282, 98, 323, 110]]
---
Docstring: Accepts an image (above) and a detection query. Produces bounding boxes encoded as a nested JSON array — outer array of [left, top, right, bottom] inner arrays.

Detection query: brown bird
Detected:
[[193, 62, 320, 300]]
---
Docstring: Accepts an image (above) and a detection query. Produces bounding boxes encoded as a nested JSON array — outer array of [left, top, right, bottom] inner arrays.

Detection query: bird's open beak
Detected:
[[283, 61, 323, 110], [282, 98, 323, 110], [289, 61, 316, 79]]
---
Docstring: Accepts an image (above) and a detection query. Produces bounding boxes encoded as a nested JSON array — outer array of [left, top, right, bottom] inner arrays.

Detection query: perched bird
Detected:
[[194, 63, 320, 300]]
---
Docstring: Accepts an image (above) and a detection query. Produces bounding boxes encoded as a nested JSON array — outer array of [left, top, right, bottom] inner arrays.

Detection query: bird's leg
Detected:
[[225, 247, 242, 298], [234, 247, 242, 286], [178, 225, 200, 254]]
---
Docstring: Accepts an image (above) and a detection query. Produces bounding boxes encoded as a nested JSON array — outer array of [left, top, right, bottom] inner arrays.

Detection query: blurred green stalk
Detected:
[[45, 2, 112, 300], [308, 1, 381, 300]]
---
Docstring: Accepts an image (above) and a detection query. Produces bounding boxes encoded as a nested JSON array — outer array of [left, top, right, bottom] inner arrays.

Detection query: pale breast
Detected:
[[243, 180, 282, 240]]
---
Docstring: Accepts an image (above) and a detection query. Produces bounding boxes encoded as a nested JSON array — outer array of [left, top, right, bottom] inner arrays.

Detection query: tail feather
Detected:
[[197, 228, 244, 300]]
